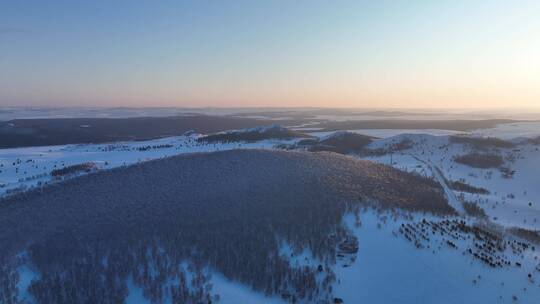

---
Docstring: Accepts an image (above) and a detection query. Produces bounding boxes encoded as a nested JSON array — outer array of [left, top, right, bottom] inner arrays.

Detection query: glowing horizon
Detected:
[[1, 1, 539, 109]]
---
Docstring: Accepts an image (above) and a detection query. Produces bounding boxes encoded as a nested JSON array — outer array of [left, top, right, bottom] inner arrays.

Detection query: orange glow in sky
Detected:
[[1, 1, 539, 109]]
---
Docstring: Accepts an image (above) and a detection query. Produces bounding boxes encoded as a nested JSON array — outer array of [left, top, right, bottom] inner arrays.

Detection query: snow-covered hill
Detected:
[[1, 124, 539, 303], [360, 133, 540, 231], [0, 133, 298, 197]]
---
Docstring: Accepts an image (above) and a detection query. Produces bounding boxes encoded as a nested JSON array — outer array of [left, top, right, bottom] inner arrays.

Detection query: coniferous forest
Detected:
[[0, 150, 451, 303]]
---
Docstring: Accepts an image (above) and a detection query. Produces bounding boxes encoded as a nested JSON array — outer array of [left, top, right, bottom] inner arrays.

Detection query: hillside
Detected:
[[0, 150, 449, 303], [197, 125, 312, 143], [300, 131, 375, 154]]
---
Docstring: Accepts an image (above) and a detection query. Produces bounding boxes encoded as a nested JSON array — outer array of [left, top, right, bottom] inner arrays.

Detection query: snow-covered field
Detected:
[[361, 133, 540, 230], [334, 210, 539, 304], [0, 134, 294, 197]]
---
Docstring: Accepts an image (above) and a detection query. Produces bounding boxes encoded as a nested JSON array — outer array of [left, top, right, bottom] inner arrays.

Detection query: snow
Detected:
[[290, 127, 324, 131], [126, 277, 151, 304], [0, 134, 295, 197], [16, 265, 37, 303], [307, 122, 540, 141], [444, 144, 540, 229], [319, 130, 355, 141], [411, 154, 466, 214], [334, 210, 540, 304], [2, 128, 537, 230], [14, 208, 540, 303], [124, 267, 286, 304], [361, 134, 540, 230], [211, 273, 286, 304], [308, 129, 463, 139], [471, 122, 540, 140], [4, 126, 540, 303]]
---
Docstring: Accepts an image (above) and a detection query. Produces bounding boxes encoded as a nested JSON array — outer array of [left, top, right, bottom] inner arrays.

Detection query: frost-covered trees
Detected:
[[0, 150, 451, 303]]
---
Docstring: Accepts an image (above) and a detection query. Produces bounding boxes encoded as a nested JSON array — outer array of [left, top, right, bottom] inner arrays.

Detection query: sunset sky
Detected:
[[1, 0, 539, 108]]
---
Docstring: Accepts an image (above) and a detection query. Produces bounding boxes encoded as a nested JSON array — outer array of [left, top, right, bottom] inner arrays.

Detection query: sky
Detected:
[[1, 0, 539, 109]]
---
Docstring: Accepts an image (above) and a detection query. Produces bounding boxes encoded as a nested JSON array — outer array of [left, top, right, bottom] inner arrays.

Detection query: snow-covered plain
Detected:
[[334, 210, 540, 304]]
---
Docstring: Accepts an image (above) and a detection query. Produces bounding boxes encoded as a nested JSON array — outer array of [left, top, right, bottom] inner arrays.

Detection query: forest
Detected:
[[0, 150, 451, 303], [453, 153, 505, 169], [197, 125, 311, 143]]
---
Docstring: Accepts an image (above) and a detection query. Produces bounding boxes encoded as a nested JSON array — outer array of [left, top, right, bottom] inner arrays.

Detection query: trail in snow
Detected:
[[409, 153, 465, 215]]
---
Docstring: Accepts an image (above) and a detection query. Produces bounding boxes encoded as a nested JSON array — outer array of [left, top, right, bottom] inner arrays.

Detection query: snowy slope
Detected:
[[334, 210, 539, 304], [0, 134, 297, 197], [306, 129, 463, 139], [360, 133, 540, 230]]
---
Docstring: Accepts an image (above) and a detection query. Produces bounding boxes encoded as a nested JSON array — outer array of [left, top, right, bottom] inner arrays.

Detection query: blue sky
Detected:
[[1, 0, 539, 108]]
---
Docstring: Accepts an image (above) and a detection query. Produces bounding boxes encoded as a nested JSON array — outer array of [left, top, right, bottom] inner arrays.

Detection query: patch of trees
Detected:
[[462, 201, 488, 219], [499, 167, 516, 179], [311, 132, 374, 154], [454, 153, 504, 169], [50, 162, 97, 177], [449, 136, 515, 149], [508, 228, 540, 245], [197, 125, 312, 143], [364, 138, 415, 156], [528, 136, 540, 145], [388, 138, 414, 152], [136, 144, 173, 151], [0, 150, 451, 303], [294, 132, 374, 155], [449, 180, 489, 195], [0, 115, 284, 149], [295, 138, 319, 146], [398, 218, 530, 270]]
